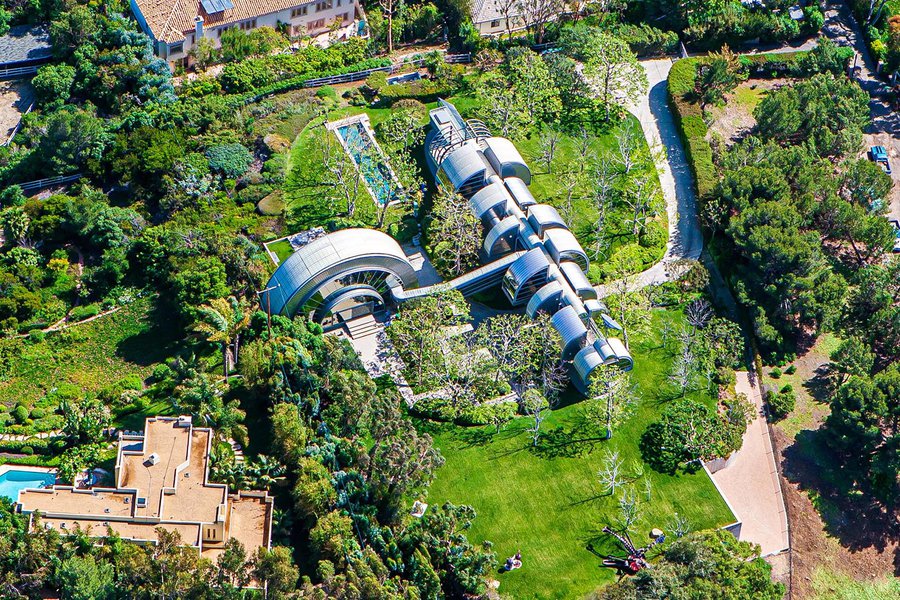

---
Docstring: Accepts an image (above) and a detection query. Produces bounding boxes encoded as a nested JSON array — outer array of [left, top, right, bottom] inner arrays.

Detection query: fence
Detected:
[[302, 53, 472, 88], [18, 173, 83, 194], [0, 65, 39, 80]]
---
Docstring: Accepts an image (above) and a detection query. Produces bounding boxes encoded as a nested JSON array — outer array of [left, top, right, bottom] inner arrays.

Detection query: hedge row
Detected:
[[667, 58, 717, 200], [226, 58, 392, 108], [410, 397, 518, 426], [0, 436, 63, 455]]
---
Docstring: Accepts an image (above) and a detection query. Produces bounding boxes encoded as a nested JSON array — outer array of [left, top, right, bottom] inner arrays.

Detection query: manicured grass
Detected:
[[266, 239, 294, 264], [0, 297, 180, 417], [422, 308, 735, 599]]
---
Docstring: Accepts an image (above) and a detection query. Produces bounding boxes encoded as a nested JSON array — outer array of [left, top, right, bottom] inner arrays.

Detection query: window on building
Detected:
[[309, 18, 326, 30], [239, 19, 257, 30], [291, 6, 308, 17], [315, 0, 332, 12], [490, 19, 500, 28], [170, 42, 184, 54], [337, 0, 341, 6]]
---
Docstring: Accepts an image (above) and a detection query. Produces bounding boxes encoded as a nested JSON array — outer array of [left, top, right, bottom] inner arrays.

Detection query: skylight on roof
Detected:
[[201, 0, 235, 14]]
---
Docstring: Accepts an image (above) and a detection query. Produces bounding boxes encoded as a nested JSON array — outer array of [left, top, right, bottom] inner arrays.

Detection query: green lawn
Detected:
[[811, 567, 900, 600], [282, 92, 665, 281], [266, 239, 294, 264], [422, 308, 735, 599]]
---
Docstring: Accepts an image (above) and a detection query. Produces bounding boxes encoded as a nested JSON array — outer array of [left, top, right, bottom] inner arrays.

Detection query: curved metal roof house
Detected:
[[260, 229, 418, 322]]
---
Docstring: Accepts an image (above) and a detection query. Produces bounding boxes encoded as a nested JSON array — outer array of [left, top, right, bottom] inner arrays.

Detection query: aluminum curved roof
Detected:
[[543, 228, 589, 272], [574, 345, 604, 384], [504, 248, 550, 290], [551, 305, 588, 360], [504, 176, 537, 209], [439, 143, 488, 193], [261, 229, 417, 317], [469, 181, 510, 221], [526, 280, 563, 318], [527, 204, 567, 237], [483, 214, 520, 257], [560, 261, 597, 301], [483, 137, 531, 184]]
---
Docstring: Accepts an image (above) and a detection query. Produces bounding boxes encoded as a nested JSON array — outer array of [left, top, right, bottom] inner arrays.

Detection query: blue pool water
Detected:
[[336, 122, 398, 206], [0, 469, 56, 501]]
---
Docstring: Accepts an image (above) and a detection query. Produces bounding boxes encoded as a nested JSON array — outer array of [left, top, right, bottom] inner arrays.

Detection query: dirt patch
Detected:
[[770, 341, 899, 598], [706, 79, 792, 147], [0, 79, 34, 142]]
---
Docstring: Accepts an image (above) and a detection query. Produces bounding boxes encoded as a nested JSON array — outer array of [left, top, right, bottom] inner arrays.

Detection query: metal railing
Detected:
[[302, 53, 472, 88], [18, 173, 83, 194], [0, 65, 39, 80]]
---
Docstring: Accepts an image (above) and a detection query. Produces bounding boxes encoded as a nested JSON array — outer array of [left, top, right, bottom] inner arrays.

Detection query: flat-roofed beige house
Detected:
[[17, 416, 273, 576], [130, 0, 364, 67]]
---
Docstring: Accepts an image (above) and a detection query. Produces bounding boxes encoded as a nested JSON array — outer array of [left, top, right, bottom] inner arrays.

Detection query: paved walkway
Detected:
[[709, 372, 790, 556], [596, 58, 703, 297]]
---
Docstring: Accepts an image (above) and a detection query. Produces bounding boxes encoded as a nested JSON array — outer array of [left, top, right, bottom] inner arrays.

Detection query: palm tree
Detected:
[[247, 454, 285, 490], [193, 296, 251, 378]]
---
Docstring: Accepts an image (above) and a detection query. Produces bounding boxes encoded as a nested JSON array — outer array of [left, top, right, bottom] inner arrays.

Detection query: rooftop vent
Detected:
[[147, 452, 160, 466], [136, 497, 147, 508]]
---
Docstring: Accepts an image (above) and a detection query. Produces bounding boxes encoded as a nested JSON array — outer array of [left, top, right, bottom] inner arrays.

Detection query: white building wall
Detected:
[[162, 0, 360, 66]]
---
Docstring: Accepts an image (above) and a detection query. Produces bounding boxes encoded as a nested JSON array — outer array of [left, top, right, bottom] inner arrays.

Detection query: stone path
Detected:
[[709, 372, 790, 557]]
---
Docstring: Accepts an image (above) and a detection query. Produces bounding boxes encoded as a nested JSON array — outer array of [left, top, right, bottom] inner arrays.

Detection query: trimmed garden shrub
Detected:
[[613, 23, 679, 57], [69, 303, 100, 321], [767, 389, 795, 420], [770, 367, 782, 379], [411, 397, 518, 427], [12, 405, 29, 423]]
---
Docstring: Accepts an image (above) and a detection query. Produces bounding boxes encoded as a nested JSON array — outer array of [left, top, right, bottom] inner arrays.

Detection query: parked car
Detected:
[[870, 145, 892, 174]]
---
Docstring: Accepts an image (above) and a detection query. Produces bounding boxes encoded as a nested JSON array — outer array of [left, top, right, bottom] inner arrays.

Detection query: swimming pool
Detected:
[[0, 469, 56, 502], [333, 118, 401, 206]]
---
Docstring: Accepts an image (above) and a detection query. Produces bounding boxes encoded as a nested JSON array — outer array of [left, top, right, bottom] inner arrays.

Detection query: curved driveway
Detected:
[[596, 58, 703, 297]]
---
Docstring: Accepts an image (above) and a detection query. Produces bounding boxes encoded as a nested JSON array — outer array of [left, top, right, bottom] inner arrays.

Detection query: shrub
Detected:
[[28, 329, 45, 343], [770, 367, 782, 379], [315, 85, 337, 101], [784, 365, 797, 375], [69, 303, 100, 321], [767, 389, 795, 420], [613, 23, 679, 57], [12, 404, 29, 423], [667, 59, 717, 200], [780, 384, 793, 393], [206, 143, 253, 178], [716, 366, 737, 387], [21, 446, 33, 455], [411, 397, 517, 426]]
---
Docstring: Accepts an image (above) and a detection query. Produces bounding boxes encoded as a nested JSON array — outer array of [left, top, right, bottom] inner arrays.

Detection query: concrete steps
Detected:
[[344, 315, 380, 339]]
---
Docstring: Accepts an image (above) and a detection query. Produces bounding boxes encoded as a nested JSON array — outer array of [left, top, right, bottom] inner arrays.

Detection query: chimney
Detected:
[[195, 15, 204, 39]]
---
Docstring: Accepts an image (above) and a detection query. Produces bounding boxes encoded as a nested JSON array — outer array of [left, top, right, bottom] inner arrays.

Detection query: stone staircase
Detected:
[[344, 314, 381, 340]]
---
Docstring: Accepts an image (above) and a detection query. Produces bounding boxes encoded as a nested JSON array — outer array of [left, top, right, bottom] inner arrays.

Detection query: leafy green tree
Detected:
[[697, 45, 743, 108], [49, 5, 99, 58], [427, 187, 481, 277], [34, 108, 109, 175], [842, 157, 893, 210], [252, 546, 299, 599], [559, 26, 647, 120], [831, 336, 875, 383], [193, 296, 251, 377], [169, 256, 230, 317], [61, 396, 111, 444], [58, 555, 115, 600], [189, 36, 218, 69], [32, 64, 76, 109]]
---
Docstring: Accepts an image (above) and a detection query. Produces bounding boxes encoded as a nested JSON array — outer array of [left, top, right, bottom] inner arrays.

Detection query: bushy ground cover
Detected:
[[422, 307, 735, 599], [0, 297, 180, 436]]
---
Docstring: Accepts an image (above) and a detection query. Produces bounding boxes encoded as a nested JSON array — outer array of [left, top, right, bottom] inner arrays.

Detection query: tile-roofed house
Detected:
[[17, 416, 273, 585], [130, 0, 365, 67], [470, 0, 547, 37]]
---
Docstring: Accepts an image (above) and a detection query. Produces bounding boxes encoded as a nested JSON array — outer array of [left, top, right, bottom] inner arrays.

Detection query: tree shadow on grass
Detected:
[[782, 428, 900, 565], [115, 301, 182, 367], [529, 409, 609, 459], [804, 363, 835, 404]]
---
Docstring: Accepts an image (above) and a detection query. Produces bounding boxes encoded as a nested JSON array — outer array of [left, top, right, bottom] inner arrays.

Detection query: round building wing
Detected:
[[543, 228, 590, 272], [260, 229, 418, 320], [559, 261, 597, 301], [482, 137, 531, 184], [526, 280, 564, 318], [526, 204, 567, 238], [502, 248, 550, 305], [551, 305, 588, 361], [469, 181, 510, 222], [606, 337, 634, 371], [504, 177, 538, 209], [483, 215, 521, 258], [573, 345, 604, 393], [438, 144, 488, 197]]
